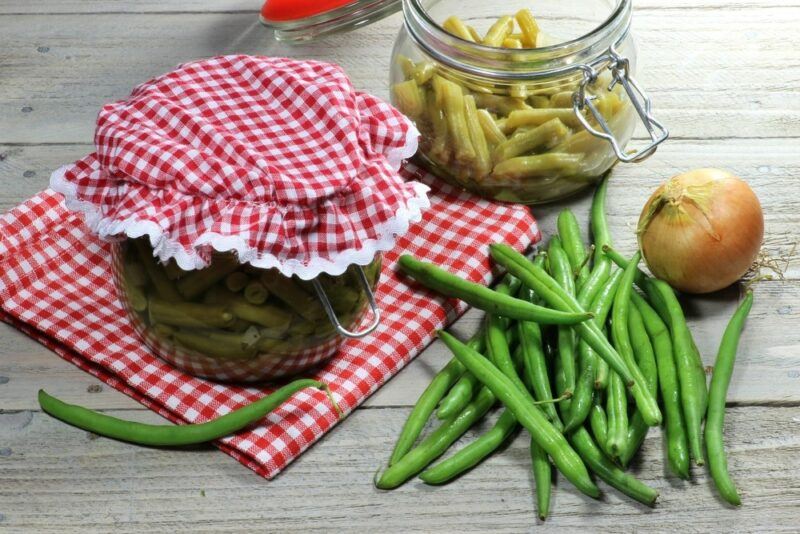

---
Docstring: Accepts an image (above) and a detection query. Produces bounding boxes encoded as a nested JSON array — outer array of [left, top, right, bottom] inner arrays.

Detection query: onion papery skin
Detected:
[[637, 168, 764, 294]]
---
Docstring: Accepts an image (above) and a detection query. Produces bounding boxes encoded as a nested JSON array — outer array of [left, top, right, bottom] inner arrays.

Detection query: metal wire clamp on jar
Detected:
[[389, 0, 668, 204]]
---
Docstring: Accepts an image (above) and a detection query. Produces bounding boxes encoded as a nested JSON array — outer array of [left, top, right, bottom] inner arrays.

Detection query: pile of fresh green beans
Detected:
[[118, 239, 381, 360], [378, 175, 753, 516]]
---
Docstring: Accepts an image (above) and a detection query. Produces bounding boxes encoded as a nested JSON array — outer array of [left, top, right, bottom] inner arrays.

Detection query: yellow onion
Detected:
[[637, 168, 763, 294]]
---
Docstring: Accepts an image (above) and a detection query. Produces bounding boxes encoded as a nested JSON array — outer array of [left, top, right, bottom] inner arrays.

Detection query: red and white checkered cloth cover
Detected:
[[50, 55, 427, 280], [0, 165, 540, 479]]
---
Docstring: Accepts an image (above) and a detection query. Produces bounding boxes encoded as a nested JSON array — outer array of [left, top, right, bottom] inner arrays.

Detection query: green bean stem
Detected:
[[376, 387, 496, 489], [419, 409, 518, 485], [706, 291, 753, 506], [398, 255, 592, 325], [438, 331, 600, 499], [38, 380, 340, 446]]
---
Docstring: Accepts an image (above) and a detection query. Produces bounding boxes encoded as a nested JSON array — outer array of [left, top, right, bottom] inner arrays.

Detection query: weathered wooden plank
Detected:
[[0, 406, 798, 532], [1, 8, 799, 143]]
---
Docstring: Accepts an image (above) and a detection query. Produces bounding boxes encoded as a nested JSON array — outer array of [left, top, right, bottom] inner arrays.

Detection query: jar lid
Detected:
[[51, 55, 427, 280], [260, 0, 401, 42]]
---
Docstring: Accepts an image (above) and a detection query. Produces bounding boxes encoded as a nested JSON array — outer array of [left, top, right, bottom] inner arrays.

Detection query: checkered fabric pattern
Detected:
[[51, 55, 425, 278], [0, 165, 540, 479]]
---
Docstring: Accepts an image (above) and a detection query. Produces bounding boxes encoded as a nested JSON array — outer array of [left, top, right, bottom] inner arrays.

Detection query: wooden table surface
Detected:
[[1, 1, 799, 531]]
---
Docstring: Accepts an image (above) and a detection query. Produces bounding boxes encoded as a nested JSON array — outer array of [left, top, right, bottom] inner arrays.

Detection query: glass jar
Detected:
[[389, 0, 667, 204], [111, 238, 381, 383], [260, 0, 401, 42]]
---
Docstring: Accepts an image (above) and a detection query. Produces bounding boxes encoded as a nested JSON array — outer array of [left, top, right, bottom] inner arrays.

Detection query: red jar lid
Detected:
[[261, 0, 356, 22]]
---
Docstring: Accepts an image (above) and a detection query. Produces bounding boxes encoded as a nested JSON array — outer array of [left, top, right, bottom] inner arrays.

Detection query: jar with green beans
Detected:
[[389, 0, 667, 204], [112, 238, 381, 382]]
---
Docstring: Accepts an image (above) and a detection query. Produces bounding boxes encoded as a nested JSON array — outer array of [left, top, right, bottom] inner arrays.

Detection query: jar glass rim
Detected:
[[404, 0, 632, 79]]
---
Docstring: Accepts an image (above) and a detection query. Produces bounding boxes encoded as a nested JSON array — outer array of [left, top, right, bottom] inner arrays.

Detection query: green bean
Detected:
[[132, 239, 182, 301], [121, 271, 148, 313], [435, 333, 486, 420], [706, 291, 753, 506], [389, 353, 468, 466], [438, 331, 600, 499], [243, 281, 268, 305], [611, 252, 662, 427], [589, 399, 614, 458], [442, 15, 477, 42], [398, 255, 592, 325], [646, 276, 707, 465], [489, 244, 635, 388], [517, 287, 562, 429], [568, 267, 622, 432], [530, 439, 551, 521], [506, 108, 585, 129], [260, 271, 325, 322], [553, 346, 572, 416], [476, 109, 507, 147], [619, 304, 659, 467], [491, 153, 583, 181], [548, 239, 577, 402], [392, 79, 426, 119], [124, 259, 148, 287], [557, 209, 591, 287], [376, 386, 496, 489], [631, 292, 689, 479], [491, 118, 570, 163], [148, 297, 234, 329], [231, 300, 292, 331], [38, 379, 340, 446], [172, 328, 258, 359], [225, 272, 250, 292], [485, 280, 527, 394], [483, 15, 514, 46], [176, 255, 239, 300], [590, 174, 613, 269], [602, 246, 670, 327], [589, 269, 625, 390], [570, 427, 659, 506], [576, 258, 610, 310], [605, 371, 628, 458], [464, 95, 493, 178], [433, 75, 475, 165], [419, 409, 518, 484], [515, 8, 540, 47], [473, 94, 531, 116]]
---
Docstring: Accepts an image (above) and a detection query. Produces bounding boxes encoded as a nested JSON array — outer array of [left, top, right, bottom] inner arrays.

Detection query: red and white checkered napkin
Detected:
[[0, 164, 540, 479]]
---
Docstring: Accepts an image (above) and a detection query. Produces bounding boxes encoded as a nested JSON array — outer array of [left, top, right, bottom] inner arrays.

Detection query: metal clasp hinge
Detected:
[[572, 46, 669, 163], [312, 266, 381, 339]]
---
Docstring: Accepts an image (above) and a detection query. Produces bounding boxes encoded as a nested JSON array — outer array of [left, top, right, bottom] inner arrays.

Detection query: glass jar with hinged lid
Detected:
[[389, 0, 668, 204]]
